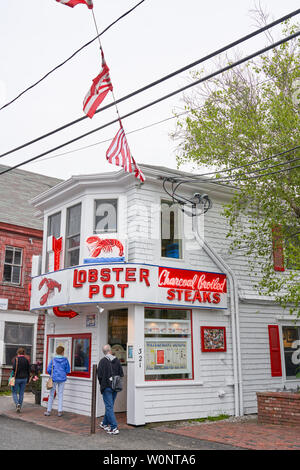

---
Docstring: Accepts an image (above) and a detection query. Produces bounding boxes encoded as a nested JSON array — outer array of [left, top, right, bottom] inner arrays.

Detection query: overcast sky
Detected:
[[0, 0, 299, 181]]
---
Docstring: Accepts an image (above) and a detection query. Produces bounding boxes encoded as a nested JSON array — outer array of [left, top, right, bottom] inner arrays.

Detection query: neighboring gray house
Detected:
[[0, 164, 62, 385]]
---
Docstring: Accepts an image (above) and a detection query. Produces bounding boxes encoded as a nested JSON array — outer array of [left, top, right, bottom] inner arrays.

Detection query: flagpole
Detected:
[[91, 9, 122, 123]]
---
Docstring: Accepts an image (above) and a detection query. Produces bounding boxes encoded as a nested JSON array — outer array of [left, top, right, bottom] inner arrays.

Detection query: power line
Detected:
[[1, 29, 299, 177], [0, 8, 299, 160], [0, 0, 146, 112], [206, 163, 300, 184], [170, 145, 300, 195], [30, 72, 300, 166]]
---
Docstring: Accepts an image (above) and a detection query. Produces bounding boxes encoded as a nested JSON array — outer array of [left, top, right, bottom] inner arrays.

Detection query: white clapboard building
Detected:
[[29, 164, 300, 424]]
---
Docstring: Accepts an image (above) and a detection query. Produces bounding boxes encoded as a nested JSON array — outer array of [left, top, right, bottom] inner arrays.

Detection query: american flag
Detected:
[[56, 0, 93, 8], [106, 123, 145, 183], [83, 52, 113, 119]]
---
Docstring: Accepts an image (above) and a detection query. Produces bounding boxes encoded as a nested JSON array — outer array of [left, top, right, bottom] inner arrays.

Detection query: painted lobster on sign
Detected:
[[39, 278, 61, 306], [86, 236, 124, 258]]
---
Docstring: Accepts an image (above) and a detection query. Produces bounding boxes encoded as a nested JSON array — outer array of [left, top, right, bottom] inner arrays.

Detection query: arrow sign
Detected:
[[53, 306, 79, 319]]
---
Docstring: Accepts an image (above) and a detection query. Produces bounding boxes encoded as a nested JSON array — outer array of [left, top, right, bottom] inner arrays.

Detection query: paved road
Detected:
[[0, 415, 242, 451]]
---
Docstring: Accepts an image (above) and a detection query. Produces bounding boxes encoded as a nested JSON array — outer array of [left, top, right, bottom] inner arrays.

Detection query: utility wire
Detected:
[[0, 30, 299, 177], [0, 0, 146, 112], [29, 73, 300, 166], [170, 145, 300, 194], [0, 8, 299, 160]]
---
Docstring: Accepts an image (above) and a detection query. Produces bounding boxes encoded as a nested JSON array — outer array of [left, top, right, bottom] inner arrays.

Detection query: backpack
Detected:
[[108, 358, 123, 392]]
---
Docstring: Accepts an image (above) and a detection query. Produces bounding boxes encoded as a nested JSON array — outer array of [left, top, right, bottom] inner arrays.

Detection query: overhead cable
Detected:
[[0, 8, 299, 160], [0, 30, 299, 176]]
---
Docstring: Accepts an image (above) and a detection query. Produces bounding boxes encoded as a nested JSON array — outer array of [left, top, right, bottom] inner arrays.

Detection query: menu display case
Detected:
[[144, 309, 192, 379]]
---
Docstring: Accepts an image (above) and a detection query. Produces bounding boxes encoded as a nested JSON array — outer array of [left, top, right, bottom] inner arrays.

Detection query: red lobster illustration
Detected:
[[39, 278, 61, 306], [86, 236, 124, 258]]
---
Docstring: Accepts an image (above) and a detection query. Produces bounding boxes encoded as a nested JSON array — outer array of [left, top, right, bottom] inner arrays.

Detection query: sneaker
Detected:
[[16, 404, 21, 413], [58, 412, 63, 417], [44, 411, 51, 416], [107, 428, 119, 435], [99, 422, 110, 431]]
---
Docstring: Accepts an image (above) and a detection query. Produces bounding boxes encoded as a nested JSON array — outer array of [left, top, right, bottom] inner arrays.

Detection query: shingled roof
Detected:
[[0, 165, 62, 231]]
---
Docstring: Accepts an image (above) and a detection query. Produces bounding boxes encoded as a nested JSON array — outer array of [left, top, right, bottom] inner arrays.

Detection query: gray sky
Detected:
[[0, 0, 299, 180]]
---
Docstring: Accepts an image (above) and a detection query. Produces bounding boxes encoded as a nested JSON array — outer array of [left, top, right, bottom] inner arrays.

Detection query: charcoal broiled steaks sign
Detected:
[[30, 264, 227, 311]]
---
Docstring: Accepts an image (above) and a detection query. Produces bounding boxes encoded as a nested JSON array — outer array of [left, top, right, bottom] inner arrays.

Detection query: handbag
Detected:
[[109, 359, 123, 392], [46, 360, 54, 390], [9, 357, 18, 387]]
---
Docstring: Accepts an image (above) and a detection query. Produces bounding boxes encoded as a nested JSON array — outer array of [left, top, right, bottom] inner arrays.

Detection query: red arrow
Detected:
[[53, 306, 79, 319]]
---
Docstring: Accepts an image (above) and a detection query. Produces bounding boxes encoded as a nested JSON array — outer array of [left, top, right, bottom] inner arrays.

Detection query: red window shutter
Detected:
[[268, 325, 282, 377], [272, 226, 285, 271]]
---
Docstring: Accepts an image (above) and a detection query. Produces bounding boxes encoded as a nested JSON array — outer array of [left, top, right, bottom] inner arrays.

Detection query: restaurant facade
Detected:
[[29, 164, 300, 425]]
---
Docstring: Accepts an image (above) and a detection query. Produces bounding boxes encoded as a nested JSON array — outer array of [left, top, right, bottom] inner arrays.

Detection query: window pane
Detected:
[[67, 235, 80, 250], [283, 326, 300, 378], [67, 204, 81, 236], [13, 249, 22, 266], [5, 346, 32, 365], [68, 249, 80, 267], [3, 264, 12, 282], [48, 212, 61, 238], [145, 309, 192, 380], [12, 266, 21, 284], [4, 324, 19, 344], [73, 338, 90, 372], [95, 199, 117, 233], [161, 200, 182, 259], [108, 309, 128, 365], [5, 248, 13, 264]]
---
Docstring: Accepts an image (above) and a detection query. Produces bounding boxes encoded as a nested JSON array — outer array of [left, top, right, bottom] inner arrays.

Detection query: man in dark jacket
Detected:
[[97, 344, 124, 435]]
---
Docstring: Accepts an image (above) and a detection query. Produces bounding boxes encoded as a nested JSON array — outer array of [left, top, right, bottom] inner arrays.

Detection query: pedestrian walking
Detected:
[[97, 344, 124, 435], [44, 346, 70, 417], [11, 347, 30, 413]]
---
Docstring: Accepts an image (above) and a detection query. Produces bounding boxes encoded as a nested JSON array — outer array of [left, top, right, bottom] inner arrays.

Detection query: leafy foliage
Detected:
[[173, 20, 300, 315]]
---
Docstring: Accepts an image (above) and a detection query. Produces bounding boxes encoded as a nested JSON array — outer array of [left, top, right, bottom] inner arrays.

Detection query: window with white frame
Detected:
[[94, 199, 118, 233], [282, 326, 300, 379], [144, 308, 193, 380], [65, 203, 81, 267], [47, 334, 91, 377], [3, 247, 23, 285], [46, 211, 61, 271], [161, 200, 183, 259], [4, 322, 34, 365]]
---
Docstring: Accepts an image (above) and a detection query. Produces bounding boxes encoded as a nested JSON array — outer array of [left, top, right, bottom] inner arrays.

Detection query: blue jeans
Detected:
[[47, 381, 65, 413], [12, 378, 27, 407], [102, 387, 118, 429]]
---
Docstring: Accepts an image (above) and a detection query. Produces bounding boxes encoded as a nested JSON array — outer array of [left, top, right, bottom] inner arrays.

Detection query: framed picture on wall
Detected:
[[201, 326, 227, 352]]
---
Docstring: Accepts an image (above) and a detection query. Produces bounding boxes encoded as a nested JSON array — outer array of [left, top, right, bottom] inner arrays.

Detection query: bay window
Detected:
[[65, 203, 81, 267]]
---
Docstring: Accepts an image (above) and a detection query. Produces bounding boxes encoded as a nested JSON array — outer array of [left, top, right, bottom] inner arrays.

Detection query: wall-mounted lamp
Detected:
[[96, 305, 104, 313]]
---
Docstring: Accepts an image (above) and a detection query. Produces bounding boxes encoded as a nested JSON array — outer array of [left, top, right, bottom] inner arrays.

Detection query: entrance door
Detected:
[[108, 309, 127, 412]]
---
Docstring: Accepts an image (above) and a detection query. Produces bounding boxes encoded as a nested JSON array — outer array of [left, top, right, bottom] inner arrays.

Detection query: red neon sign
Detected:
[[158, 267, 227, 293]]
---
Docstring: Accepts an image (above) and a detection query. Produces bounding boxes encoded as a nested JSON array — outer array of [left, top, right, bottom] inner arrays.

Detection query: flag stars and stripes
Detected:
[[83, 52, 113, 119], [56, 0, 93, 9], [106, 123, 145, 183]]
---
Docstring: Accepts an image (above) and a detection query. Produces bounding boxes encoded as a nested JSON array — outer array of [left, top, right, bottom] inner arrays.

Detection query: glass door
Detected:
[[108, 309, 128, 412]]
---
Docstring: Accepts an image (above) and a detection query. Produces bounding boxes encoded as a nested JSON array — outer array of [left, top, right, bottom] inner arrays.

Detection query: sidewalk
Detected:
[[1, 393, 300, 449], [0, 393, 132, 436]]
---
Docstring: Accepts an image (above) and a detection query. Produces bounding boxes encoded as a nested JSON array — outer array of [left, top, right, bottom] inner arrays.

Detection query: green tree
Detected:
[[173, 19, 300, 315]]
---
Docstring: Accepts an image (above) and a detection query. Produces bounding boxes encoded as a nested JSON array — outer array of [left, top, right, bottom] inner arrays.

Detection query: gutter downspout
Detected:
[[192, 211, 243, 416]]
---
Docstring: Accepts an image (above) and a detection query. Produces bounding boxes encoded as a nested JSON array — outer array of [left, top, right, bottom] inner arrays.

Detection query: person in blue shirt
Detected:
[[44, 345, 70, 417]]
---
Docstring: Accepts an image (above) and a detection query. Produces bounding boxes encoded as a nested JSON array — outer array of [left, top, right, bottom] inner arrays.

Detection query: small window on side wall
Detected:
[[161, 200, 182, 259], [94, 199, 118, 234], [3, 247, 23, 285]]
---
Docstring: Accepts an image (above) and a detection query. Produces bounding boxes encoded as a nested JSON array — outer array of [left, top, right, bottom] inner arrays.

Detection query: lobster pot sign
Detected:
[[84, 236, 126, 264]]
